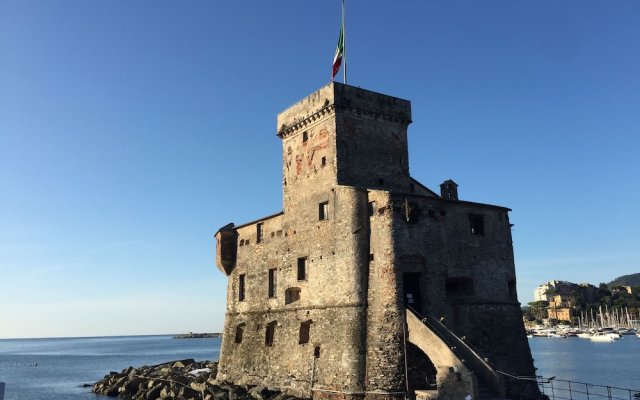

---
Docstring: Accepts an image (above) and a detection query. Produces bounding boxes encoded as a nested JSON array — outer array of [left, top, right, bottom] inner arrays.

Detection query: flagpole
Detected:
[[342, 0, 347, 84]]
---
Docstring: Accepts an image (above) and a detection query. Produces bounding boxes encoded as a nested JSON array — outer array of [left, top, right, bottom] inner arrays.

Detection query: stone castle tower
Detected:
[[214, 83, 539, 400]]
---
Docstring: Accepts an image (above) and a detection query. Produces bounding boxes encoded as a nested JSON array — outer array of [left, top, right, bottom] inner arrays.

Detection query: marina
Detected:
[[528, 334, 640, 400]]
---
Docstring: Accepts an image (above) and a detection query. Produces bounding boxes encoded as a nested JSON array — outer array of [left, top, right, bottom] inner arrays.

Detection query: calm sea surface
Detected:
[[0, 335, 220, 400], [0, 335, 638, 400]]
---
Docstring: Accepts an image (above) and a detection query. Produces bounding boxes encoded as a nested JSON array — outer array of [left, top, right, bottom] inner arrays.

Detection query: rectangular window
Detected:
[[256, 223, 264, 243], [469, 214, 485, 235], [319, 201, 329, 221], [368, 201, 376, 217], [297, 258, 307, 280], [268, 268, 277, 298], [235, 323, 245, 344], [265, 321, 276, 347], [445, 277, 474, 297], [299, 320, 312, 344], [238, 274, 246, 302]]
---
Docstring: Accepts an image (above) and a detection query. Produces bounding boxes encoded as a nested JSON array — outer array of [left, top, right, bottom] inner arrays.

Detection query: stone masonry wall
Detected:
[[217, 186, 371, 397], [388, 193, 537, 389], [365, 190, 406, 396]]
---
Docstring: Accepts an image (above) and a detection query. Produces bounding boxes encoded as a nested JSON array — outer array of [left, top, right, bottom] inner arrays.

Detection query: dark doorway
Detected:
[[403, 272, 423, 312]]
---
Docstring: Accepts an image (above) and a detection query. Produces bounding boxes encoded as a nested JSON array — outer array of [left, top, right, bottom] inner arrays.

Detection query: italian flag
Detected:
[[332, 24, 344, 80]]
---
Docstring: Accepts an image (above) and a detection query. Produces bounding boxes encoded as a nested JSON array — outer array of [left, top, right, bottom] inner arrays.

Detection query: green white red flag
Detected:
[[332, 23, 344, 80]]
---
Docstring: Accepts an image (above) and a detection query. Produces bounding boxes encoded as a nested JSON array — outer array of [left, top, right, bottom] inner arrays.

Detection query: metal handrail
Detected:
[[495, 371, 640, 400], [535, 376, 640, 400], [406, 307, 504, 397], [406, 306, 497, 373]]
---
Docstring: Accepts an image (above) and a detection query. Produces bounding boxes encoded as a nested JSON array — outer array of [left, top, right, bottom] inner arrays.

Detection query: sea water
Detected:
[[528, 336, 640, 390], [0, 335, 639, 400], [0, 335, 220, 400]]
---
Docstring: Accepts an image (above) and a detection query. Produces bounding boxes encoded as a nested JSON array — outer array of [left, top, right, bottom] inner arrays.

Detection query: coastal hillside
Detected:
[[608, 273, 640, 287]]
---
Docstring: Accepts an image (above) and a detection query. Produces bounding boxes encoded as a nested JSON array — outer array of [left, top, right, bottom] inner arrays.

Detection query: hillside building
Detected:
[[214, 83, 539, 400]]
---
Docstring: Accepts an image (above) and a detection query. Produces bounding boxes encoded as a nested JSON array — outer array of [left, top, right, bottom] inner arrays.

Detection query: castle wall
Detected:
[[388, 194, 537, 383], [217, 186, 371, 397]]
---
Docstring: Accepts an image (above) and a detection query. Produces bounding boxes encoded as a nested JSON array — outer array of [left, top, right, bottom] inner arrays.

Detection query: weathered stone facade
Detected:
[[214, 83, 539, 400]]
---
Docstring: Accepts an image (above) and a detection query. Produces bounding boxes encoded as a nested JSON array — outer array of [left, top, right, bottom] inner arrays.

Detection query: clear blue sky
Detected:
[[1, 1, 639, 339]]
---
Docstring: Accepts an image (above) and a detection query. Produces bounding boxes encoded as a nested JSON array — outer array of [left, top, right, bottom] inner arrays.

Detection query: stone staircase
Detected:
[[406, 308, 506, 400]]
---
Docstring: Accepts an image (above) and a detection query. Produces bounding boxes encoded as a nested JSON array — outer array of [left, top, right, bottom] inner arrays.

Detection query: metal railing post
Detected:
[[586, 383, 590, 400], [568, 380, 572, 400]]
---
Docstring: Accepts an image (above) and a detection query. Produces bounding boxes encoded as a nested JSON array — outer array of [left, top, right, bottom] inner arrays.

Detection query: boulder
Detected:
[[214, 390, 230, 400], [173, 359, 195, 368], [180, 386, 201, 399], [145, 383, 163, 400]]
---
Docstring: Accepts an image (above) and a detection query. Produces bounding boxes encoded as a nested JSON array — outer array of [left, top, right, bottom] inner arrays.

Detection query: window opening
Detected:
[[235, 323, 245, 344], [469, 214, 485, 235], [268, 268, 277, 298], [285, 287, 301, 304], [368, 201, 376, 217], [321, 156, 326, 167], [445, 277, 474, 297], [314, 345, 321, 358], [265, 321, 276, 347], [238, 274, 246, 302], [302, 131, 308, 143], [299, 320, 312, 344], [256, 223, 264, 243], [297, 257, 307, 280], [319, 202, 329, 221]]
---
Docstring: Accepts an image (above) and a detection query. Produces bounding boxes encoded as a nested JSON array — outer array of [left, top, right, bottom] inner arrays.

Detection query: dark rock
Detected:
[[172, 374, 190, 386], [214, 390, 230, 400], [123, 377, 144, 394], [145, 383, 163, 400], [104, 384, 120, 396], [180, 386, 201, 399]]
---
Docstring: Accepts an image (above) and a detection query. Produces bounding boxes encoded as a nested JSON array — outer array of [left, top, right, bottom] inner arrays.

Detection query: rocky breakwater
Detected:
[[93, 359, 307, 400], [173, 333, 222, 339]]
